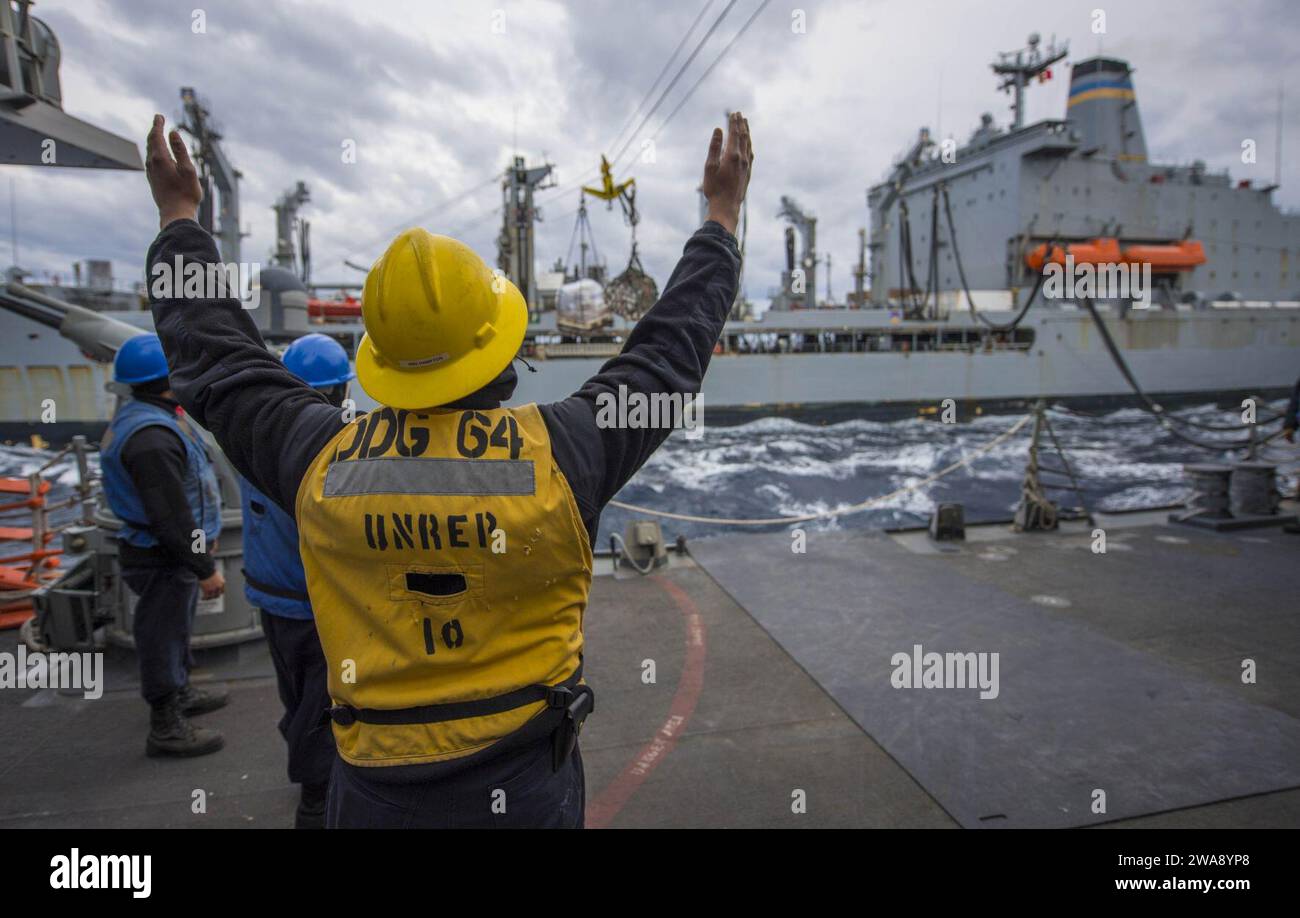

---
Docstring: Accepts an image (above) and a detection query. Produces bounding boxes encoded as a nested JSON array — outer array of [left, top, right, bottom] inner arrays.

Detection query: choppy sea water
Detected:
[[1, 402, 1296, 558], [597, 401, 1300, 543]]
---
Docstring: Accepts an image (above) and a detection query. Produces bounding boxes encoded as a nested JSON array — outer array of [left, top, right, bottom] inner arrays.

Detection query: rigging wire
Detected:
[[898, 198, 917, 313], [940, 183, 1051, 332], [1078, 296, 1276, 449], [563, 198, 602, 272], [534, 0, 723, 212], [531, 0, 767, 228], [607, 0, 741, 168], [335, 170, 503, 272], [447, 203, 505, 240], [1042, 409, 1093, 524], [603, 0, 718, 158], [637, 0, 775, 155], [897, 186, 942, 319], [924, 184, 939, 317]]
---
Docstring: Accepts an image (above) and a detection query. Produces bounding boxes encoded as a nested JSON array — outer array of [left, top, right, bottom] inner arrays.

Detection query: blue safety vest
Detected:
[[238, 476, 313, 619], [100, 398, 222, 551]]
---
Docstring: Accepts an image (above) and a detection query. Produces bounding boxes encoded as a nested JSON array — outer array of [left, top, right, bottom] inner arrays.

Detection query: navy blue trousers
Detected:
[[260, 610, 337, 790], [122, 565, 197, 705], [326, 739, 585, 829]]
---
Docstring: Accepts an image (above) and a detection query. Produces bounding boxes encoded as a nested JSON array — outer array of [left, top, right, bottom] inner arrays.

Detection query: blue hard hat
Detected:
[[113, 334, 170, 385], [283, 333, 354, 388]]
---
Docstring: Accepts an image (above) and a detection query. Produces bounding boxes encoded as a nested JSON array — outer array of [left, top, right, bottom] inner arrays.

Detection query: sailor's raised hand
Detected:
[[701, 111, 753, 236], [145, 114, 203, 229]]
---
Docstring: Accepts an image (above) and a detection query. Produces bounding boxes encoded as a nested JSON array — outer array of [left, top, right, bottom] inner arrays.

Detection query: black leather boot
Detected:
[[147, 693, 225, 758], [177, 682, 230, 716], [295, 782, 328, 829]]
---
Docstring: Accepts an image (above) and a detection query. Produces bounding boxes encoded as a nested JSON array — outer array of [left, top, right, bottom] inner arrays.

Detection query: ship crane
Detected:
[[878, 128, 934, 216], [580, 155, 642, 277], [564, 194, 605, 284], [851, 227, 868, 308], [581, 155, 637, 216], [497, 155, 554, 314], [993, 32, 1068, 131], [778, 195, 817, 310], [556, 194, 610, 337], [178, 87, 245, 265], [572, 156, 658, 323], [273, 180, 310, 282]]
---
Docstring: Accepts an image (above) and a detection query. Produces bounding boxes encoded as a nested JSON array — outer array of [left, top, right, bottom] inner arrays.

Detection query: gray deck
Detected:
[[690, 512, 1300, 828], [1, 509, 1297, 828]]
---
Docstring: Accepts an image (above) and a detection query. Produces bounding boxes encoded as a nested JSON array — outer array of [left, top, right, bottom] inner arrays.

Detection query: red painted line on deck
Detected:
[[586, 576, 707, 829]]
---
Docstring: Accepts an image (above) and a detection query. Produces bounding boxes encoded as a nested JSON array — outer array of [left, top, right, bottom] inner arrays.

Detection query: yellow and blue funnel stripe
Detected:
[[1068, 74, 1136, 108]]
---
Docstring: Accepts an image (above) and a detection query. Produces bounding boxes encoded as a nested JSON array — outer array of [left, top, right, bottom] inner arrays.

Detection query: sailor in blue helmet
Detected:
[[99, 333, 228, 757], [238, 333, 351, 828]]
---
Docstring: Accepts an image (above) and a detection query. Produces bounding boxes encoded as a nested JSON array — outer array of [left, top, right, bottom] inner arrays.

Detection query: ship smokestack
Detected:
[[1067, 57, 1147, 162]]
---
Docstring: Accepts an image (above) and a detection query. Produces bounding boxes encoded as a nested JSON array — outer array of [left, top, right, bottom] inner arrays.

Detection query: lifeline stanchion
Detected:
[[1014, 400, 1058, 532]]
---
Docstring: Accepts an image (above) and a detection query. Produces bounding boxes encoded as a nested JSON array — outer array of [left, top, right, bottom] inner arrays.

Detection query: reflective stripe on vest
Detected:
[[295, 404, 593, 768]]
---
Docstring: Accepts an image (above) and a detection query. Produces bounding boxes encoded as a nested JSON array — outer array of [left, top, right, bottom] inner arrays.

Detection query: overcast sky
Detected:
[[5, 0, 1297, 307]]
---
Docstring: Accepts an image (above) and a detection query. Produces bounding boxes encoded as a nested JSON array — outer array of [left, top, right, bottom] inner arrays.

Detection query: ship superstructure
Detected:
[[868, 35, 1299, 310]]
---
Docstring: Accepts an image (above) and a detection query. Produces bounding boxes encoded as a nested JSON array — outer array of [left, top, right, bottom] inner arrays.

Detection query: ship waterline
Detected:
[[3, 304, 1296, 437]]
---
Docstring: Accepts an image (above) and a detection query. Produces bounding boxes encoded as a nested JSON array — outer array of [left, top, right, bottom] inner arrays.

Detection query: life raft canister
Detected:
[[296, 403, 592, 767], [1025, 238, 1207, 272]]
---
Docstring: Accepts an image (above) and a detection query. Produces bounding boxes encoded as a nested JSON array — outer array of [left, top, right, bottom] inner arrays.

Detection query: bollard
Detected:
[[1229, 462, 1279, 518], [929, 503, 966, 541], [1182, 464, 1233, 519]]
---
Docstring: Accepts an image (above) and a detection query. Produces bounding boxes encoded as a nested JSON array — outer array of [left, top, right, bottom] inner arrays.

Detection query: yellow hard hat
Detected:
[[356, 229, 528, 409]]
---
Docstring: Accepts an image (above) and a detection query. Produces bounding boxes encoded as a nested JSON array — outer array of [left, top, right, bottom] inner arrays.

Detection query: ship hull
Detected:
[[1, 307, 1296, 437]]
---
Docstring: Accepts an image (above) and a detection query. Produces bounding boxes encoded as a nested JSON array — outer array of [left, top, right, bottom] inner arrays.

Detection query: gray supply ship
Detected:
[[3, 33, 1300, 442]]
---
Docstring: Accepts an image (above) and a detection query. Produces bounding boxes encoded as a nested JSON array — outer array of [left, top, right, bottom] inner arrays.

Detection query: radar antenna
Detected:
[[992, 33, 1068, 130]]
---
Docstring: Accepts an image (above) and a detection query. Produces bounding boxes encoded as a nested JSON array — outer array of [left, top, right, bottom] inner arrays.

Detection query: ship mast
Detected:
[[273, 181, 311, 281], [992, 33, 1068, 130], [497, 156, 554, 316], [778, 195, 818, 310], [179, 88, 245, 265]]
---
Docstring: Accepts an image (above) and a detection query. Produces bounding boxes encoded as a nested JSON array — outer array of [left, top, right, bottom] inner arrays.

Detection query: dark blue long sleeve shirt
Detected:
[[146, 219, 741, 543]]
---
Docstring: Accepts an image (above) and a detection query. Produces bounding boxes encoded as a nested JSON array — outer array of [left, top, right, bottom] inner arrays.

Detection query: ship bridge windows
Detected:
[[717, 326, 1035, 355], [1072, 58, 1128, 78]]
